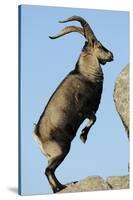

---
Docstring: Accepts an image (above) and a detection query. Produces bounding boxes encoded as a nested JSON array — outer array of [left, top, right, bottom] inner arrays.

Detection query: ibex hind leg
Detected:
[[44, 141, 71, 193], [45, 155, 67, 193]]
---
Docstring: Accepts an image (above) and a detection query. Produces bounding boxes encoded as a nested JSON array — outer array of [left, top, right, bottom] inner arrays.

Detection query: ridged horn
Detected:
[[49, 26, 84, 39], [59, 15, 97, 41]]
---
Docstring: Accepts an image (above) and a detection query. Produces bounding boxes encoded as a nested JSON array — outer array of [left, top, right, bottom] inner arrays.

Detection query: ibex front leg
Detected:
[[80, 112, 96, 143]]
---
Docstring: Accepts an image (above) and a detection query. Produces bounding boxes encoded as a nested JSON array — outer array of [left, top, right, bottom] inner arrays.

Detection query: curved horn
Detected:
[[59, 15, 97, 41], [49, 26, 84, 39]]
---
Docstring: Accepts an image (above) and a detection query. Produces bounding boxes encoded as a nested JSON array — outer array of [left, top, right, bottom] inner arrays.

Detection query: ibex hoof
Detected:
[[80, 127, 89, 143], [80, 133, 87, 143], [53, 184, 67, 193]]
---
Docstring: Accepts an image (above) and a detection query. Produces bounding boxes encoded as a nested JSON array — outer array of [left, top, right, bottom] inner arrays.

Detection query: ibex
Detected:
[[34, 16, 113, 193]]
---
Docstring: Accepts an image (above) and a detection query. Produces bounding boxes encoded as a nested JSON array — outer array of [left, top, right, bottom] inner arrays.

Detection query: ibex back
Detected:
[[34, 16, 113, 193]]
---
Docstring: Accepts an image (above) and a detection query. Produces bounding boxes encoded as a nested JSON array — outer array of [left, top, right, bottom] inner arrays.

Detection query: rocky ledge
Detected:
[[59, 175, 129, 193]]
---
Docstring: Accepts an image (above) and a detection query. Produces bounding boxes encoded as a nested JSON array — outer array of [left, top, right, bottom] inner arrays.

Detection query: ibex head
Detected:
[[49, 16, 113, 65]]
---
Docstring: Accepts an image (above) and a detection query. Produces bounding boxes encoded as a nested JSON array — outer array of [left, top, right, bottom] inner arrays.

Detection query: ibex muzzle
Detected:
[[34, 16, 114, 193]]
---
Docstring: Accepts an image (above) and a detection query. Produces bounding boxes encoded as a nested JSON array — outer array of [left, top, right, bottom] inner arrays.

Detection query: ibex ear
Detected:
[[90, 38, 96, 47], [88, 38, 95, 47]]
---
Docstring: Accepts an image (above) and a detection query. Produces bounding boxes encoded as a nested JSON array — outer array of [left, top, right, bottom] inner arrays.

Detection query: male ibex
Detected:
[[34, 16, 113, 193]]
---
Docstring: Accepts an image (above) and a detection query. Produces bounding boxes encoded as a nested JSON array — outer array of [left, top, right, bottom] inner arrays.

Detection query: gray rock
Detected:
[[59, 175, 129, 193], [113, 65, 129, 137], [59, 176, 110, 193], [107, 175, 129, 189]]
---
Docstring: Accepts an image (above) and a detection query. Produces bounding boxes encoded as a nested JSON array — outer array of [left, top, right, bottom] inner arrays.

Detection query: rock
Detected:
[[59, 175, 129, 193], [113, 65, 129, 137], [107, 175, 129, 189], [59, 176, 110, 193]]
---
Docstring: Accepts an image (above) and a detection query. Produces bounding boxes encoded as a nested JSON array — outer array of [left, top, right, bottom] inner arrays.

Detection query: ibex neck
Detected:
[[77, 53, 103, 82]]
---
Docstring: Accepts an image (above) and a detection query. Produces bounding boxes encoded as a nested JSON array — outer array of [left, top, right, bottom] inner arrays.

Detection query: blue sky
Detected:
[[19, 5, 129, 195]]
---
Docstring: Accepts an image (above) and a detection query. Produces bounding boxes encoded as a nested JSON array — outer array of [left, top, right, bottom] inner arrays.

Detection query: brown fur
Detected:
[[34, 16, 113, 193]]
